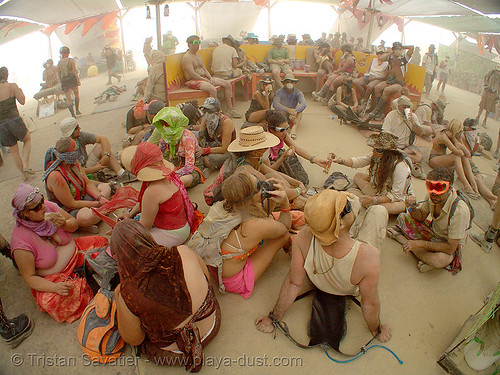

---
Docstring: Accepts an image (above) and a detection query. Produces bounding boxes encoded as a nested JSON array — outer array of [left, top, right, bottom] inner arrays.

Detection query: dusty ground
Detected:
[[0, 68, 499, 375]]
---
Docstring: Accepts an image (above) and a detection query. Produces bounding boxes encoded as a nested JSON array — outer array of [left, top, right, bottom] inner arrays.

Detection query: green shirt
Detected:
[[163, 36, 178, 50], [268, 47, 290, 61]]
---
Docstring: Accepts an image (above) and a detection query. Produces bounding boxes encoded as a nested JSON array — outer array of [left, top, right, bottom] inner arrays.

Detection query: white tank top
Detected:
[[304, 236, 361, 296]]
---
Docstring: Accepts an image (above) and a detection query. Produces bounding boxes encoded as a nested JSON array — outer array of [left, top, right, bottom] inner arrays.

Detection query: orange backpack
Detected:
[[77, 288, 125, 363]]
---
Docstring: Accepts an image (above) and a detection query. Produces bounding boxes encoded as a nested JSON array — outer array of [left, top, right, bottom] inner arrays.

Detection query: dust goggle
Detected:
[[191, 39, 201, 45], [425, 180, 450, 195]]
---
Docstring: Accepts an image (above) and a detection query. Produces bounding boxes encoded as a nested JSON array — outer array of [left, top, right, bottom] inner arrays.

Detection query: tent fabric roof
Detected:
[[0, 19, 42, 44], [412, 15, 500, 34]]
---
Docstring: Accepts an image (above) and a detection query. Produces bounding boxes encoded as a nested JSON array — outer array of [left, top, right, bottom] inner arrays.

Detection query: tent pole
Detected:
[[118, 11, 127, 77], [365, 8, 375, 48], [47, 34, 53, 61], [155, 0, 162, 50], [267, 2, 271, 40]]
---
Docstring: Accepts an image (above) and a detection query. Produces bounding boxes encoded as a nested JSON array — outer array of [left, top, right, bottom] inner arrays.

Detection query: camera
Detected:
[[258, 180, 275, 199]]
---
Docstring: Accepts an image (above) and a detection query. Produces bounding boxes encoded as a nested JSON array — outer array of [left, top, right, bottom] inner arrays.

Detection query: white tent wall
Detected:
[[55, 24, 108, 63], [333, 10, 394, 46], [199, 2, 262, 40]]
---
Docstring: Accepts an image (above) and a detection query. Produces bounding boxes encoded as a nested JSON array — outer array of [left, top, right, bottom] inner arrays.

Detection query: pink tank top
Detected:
[[11, 201, 73, 269]]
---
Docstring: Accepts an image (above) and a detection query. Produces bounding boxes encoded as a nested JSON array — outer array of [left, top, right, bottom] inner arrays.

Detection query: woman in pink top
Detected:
[[10, 183, 107, 323]]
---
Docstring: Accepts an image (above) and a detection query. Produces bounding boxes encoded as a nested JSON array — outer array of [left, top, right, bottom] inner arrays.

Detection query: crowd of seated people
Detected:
[[2, 31, 499, 373]]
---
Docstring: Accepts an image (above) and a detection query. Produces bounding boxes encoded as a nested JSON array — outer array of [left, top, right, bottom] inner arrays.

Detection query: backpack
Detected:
[[187, 201, 243, 292], [448, 189, 474, 231], [478, 132, 493, 151], [77, 288, 125, 363]]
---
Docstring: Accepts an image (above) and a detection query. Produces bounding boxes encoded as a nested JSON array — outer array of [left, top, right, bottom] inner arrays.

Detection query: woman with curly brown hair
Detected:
[[332, 132, 414, 215]]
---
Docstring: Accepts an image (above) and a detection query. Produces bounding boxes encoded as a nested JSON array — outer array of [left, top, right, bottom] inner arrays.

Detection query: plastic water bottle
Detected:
[[331, 115, 335, 120]]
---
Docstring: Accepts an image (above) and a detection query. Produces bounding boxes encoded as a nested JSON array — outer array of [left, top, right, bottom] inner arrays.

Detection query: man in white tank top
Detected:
[[256, 190, 392, 343]]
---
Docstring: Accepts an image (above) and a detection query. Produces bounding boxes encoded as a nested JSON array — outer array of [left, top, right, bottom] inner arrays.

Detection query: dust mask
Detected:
[[285, 83, 294, 90]]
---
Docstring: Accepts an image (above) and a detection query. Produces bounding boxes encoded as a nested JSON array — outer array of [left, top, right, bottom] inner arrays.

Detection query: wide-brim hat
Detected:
[[366, 131, 399, 151], [305, 190, 353, 246], [121, 145, 174, 182], [397, 95, 412, 108], [245, 32, 258, 40], [281, 74, 298, 82], [259, 76, 274, 85], [60, 117, 78, 137], [432, 98, 447, 113], [227, 126, 279, 153]]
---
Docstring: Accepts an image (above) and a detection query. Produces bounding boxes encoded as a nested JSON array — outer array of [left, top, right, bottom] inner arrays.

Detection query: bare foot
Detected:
[[417, 261, 435, 273], [387, 227, 407, 245]]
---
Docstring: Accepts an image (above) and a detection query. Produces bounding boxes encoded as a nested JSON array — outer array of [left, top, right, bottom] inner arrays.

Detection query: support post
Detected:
[[365, 9, 375, 48], [118, 11, 127, 77], [267, 1, 278, 41], [155, 0, 162, 50], [47, 34, 53, 61]]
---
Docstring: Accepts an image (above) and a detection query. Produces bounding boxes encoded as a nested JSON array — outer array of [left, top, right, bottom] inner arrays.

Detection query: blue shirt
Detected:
[[273, 87, 306, 113]]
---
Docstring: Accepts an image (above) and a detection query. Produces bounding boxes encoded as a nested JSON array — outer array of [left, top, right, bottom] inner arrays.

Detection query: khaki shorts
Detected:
[[213, 68, 242, 79], [270, 63, 291, 73]]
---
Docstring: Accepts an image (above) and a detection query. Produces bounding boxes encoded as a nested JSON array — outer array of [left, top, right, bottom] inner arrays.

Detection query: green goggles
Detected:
[[191, 39, 201, 45]]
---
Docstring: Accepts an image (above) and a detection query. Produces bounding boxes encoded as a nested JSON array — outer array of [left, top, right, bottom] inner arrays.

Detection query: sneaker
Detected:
[[202, 168, 211, 179], [116, 170, 137, 183], [311, 91, 321, 101], [321, 97, 328, 106], [225, 109, 242, 119], [470, 232, 493, 254], [23, 168, 36, 175], [494, 162, 499, 172], [0, 314, 34, 349], [494, 150, 499, 159]]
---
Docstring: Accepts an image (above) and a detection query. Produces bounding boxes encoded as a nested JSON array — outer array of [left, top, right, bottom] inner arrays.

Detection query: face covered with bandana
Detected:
[[203, 112, 221, 140]]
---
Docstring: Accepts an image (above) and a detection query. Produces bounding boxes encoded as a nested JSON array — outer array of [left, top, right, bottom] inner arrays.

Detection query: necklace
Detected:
[[312, 238, 335, 275]]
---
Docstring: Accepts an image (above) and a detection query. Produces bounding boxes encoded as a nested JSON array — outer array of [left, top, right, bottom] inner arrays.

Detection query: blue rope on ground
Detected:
[[324, 344, 404, 365]]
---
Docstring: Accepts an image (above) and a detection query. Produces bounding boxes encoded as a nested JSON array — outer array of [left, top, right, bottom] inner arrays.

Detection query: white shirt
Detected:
[[382, 109, 422, 149], [211, 44, 238, 73], [368, 58, 388, 80]]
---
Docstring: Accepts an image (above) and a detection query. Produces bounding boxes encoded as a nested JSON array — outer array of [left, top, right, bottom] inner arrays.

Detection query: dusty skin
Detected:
[[0, 68, 499, 375]]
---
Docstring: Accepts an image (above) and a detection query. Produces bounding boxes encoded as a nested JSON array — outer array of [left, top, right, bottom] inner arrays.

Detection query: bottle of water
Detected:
[[331, 115, 335, 120]]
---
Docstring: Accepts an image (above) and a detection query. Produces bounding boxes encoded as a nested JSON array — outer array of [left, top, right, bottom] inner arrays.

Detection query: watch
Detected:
[[103, 152, 111, 157]]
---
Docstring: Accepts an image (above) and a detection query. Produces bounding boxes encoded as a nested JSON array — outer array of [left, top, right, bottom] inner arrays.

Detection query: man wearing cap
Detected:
[[182, 35, 241, 118], [211, 36, 242, 80], [124, 100, 165, 147], [243, 33, 259, 45], [421, 44, 438, 97], [475, 65, 500, 128], [388, 167, 470, 274], [60, 117, 132, 182], [273, 74, 306, 139], [364, 42, 414, 121], [414, 98, 446, 132], [354, 37, 363, 52], [382, 96, 431, 178], [162, 30, 178, 56], [256, 189, 392, 343], [353, 46, 389, 108], [267, 39, 293, 88], [198, 97, 235, 171]]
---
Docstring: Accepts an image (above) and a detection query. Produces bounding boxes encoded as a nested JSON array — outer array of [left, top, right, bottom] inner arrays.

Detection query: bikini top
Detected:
[[220, 227, 260, 261]]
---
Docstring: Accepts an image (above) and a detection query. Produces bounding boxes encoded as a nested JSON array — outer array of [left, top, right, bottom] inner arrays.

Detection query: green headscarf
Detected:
[[152, 107, 189, 160]]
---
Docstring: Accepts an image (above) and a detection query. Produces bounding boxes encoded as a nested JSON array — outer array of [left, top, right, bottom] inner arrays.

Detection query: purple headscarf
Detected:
[[12, 183, 57, 237]]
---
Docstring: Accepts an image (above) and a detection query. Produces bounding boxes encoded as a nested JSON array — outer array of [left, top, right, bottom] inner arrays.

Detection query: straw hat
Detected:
[[282, 73, 298, 82], [366, 131, 398, 151], [259, 76, 274, 85], [304, 190, 352, 246], [227, 126, 279, 153], [121, 145, 174, 182]]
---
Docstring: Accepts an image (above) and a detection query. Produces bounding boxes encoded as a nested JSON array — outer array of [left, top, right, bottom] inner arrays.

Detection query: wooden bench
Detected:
[[164, 49, 249, 107], [250, 70, 319, 93]]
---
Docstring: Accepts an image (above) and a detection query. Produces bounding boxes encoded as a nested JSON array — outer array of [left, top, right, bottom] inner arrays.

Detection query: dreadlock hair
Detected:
[[368, 149, 405, 194]]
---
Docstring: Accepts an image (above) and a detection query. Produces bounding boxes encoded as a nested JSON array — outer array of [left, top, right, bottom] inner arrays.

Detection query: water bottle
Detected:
[[331, 115, 335, 120]]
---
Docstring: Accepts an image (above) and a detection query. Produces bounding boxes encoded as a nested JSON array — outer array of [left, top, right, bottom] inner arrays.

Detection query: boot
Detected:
[[0, 234, 16, 268], [0, 298, 34, 348], [74, 98, 81, 116], [312, 84, 328, 100], [68, 103, 76, 118], [368, 97, 386, 121], [0, 151, 3, 166]]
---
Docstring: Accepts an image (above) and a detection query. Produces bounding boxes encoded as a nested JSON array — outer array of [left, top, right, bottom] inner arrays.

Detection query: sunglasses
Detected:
[[425, 180, 450, 195], [26, 196, 45, 212], [274, 126, 289, 133], [191, 39, 201, 45], [23, 187, 40, 209], [340, 200, 352, 218]]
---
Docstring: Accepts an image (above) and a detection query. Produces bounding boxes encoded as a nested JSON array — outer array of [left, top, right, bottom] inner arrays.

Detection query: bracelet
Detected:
[[280, 203, 291, 213], [372, 196, 378, 205], [295, 187, 301, 197], [340, 157, 345, 165], [309, 155, 315, 164]]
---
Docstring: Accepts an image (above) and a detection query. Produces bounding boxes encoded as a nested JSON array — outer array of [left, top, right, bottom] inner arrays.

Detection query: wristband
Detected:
[[202, 147, 211, 156], [372, 196, 378, 205], [309, 155, 315, 164], [103, 153, 111, 157], [340, 157, 345, 165], [295, 187, 301, 197], [280, 203, 291, 213], [96, 194, 103, 201]]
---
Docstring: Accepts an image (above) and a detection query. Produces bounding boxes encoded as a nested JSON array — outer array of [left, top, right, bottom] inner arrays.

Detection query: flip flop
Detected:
[[386, 227, 401, 240]]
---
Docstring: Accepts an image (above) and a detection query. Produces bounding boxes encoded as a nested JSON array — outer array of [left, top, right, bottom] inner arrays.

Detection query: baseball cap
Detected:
[[201, 97, 221, 111], [60, 117, 78, 137]]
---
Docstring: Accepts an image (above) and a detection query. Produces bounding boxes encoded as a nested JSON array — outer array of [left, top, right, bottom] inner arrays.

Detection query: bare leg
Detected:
[[408, 247, 453, 269], [461, 157, 479, 193], [316, 68, 327, 91], [197, 81, 218, 98], [249, 232, 290, 282], [97, 182, 112, 199], [441, 81, 446, 93], [271, 69, 282, 88], [180, 174, 194, 187], [211, 77, 233, 110], [9, 143, 25, 178], [248, 110, 268, 123], [76, 207, 101, 227], [354, 172, 370, 191], [381, 201, 406, 215], [474, 176, 496, 208], [21, 132, 31, 170]]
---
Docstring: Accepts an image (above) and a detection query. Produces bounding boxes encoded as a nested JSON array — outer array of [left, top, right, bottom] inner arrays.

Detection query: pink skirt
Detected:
[[222, 259, 255, 299]]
